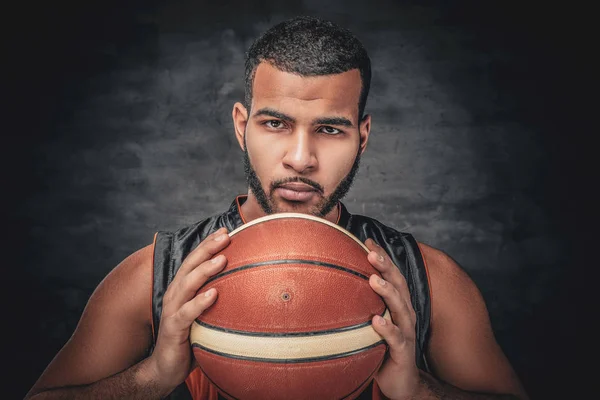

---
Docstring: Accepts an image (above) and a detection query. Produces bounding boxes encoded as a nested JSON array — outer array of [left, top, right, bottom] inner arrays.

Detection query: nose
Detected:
[[281, 131, 318, 174]]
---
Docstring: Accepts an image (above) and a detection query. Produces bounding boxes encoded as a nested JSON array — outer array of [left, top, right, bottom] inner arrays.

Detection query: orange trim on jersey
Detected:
[[185, 368, 219, 400], [235, 195, 248, 224], [416, 242, 433, 329], [150, 232, 158, 343], [335, 202, 341, 224]]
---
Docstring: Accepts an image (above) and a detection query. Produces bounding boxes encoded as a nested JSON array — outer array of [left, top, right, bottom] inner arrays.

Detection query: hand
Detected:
[[148, 227, 230, 391], [365, 238, 420, 400]]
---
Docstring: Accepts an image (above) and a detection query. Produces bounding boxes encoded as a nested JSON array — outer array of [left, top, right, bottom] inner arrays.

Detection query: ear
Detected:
[[358, 114, 371, 155], [232, 102, 249, 151]]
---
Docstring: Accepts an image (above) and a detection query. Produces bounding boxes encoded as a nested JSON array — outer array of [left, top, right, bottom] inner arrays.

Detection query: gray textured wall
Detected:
[[7, 0, 594, 398]]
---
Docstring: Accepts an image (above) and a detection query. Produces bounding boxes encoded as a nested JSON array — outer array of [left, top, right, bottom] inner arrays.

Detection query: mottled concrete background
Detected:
[[6, 0, 595, 398]]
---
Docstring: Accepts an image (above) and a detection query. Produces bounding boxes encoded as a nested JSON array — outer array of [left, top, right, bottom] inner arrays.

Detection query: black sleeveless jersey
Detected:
[[151, 196, 431, 399]]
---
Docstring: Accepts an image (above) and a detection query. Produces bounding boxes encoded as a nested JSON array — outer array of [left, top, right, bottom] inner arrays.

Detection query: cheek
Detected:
[[247, 135, 279, 173], [321, 147, 358, 182], [331, 141, 358, 167]]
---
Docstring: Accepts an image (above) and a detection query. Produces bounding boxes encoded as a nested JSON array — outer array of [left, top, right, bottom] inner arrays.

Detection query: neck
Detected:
[[240, 191, 340, 225]]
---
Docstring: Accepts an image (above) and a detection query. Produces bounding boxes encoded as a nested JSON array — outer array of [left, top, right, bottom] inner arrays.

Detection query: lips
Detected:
[[275, 183, 319, 202], [278, 183, 319, 192]]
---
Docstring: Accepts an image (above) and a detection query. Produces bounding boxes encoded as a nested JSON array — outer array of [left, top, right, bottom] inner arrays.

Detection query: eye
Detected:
[[319, 126, 342, 135], [264, 120, 285, 129]]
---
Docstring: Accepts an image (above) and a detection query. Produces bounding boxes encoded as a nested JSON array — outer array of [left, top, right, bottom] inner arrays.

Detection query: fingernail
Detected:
[[211, 255, 223, 264], [378, 277, 386, 286], [376, 315, 386, 325], [205, 288, 215, 297], [214, 234, 226, 242]]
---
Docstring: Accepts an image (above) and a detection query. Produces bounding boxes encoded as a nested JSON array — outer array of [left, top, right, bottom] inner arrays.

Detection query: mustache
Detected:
[[271, 177, 324, 193]]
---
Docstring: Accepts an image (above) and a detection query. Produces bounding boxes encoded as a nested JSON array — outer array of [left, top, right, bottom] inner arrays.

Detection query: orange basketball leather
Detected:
[[190, 214, 386, 400], [193, 345, 386, 400]]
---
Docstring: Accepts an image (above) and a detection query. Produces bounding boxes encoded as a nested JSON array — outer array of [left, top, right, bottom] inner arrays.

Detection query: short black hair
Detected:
[[244, 16, 372, 119]]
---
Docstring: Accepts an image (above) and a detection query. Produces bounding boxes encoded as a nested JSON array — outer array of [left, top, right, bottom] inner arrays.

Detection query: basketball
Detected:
[[190, 213, 388, 400]]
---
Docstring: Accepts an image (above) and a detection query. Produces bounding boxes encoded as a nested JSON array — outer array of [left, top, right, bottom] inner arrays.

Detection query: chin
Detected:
[[274, 200, 319, 215], [277, 202, 312, 212]]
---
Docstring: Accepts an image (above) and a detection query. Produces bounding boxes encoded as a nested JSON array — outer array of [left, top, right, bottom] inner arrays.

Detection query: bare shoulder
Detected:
[[416, 242, 482, 306], [78, 245, 154, 340], [95, 243, 155, 316], [415, 241, 491, 342]]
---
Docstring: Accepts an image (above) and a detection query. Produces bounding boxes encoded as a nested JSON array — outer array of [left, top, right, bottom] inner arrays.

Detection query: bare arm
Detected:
[[25, 227, 231, 399], [411, 370, 523, 399], [23, 245, 171, 399], [363, 238, 528, 400], [416, 243, 529, 400], [25, 359, 170, 400]]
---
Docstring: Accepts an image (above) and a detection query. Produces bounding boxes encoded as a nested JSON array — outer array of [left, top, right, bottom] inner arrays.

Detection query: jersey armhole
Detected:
[[416, 242, 433, 335], [151, 232, 158, 343]]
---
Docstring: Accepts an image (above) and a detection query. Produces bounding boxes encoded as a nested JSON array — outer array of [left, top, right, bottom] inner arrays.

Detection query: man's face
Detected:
[[234, 62, 370, 218]]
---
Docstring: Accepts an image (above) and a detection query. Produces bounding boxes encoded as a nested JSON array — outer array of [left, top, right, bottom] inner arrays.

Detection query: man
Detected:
[[25, 17, 529, 400]]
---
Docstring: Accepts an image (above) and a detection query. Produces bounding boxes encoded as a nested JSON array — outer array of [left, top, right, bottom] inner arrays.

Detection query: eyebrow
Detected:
[[253, 107, 354, 128], [253, 108, 295, 123], [313, 117, 354, 128]]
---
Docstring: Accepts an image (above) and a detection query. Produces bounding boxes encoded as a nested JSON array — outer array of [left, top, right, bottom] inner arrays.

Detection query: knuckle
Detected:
[[408, 305, 416, 319], [383, 286, 399, 302], [398, 276, 410, 291], [393, 326, 407, 344], [178, 277, 193, 295], [398, 297, 408, 310], [197, 265, 214, 280], [174, 306, 190, 323], [200, 241, 225, 258], [176, 276, 191, 294], [160, 311, 179, 329], [188, 265, 217, 289], [163, 289, 174, 305], [175, 304, 195, 326], [403, 301, 414, 318], [391, 278, 407, 294], [193, 246, 211, 262], [387, 287, 399, 301], [201, 235, 217, 247], [191, 243, 213, 260]]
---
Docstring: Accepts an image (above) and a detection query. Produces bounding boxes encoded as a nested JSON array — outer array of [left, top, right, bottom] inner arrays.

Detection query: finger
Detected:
[[370, 274, 416, 341], [173, 287, 219, 329], [365, 239, 411, 305], [370, 314, 414, 365], [164, 255, 227, 312], [184, 254, 228, 294], [371, 315, 419, 394], [178, 228, 230, 276]]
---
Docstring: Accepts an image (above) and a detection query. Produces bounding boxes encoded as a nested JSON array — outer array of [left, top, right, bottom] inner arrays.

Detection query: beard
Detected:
[[243, 139, 362, 218]]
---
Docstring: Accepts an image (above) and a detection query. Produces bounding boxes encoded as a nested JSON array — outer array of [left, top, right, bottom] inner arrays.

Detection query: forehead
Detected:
[[251, 62, 362, 119]]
